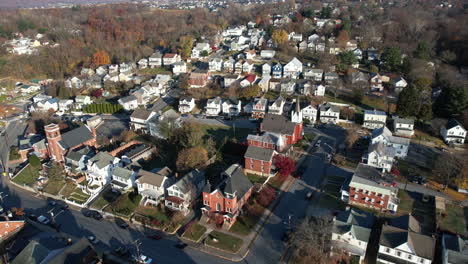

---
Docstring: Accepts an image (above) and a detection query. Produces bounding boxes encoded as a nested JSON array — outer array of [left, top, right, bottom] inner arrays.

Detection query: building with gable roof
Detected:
[[440, 119, 466, 145], [201, 164, 253, 227], [371, 126, 410, 158], [332, 208, 375, 263], [165, 169, 205, 215], [442, 233, 468, 264]]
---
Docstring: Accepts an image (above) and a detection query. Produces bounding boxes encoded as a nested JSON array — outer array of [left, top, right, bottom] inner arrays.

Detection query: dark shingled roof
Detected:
[[443, 233, 468, 264], [389, 214, 422, 234], [447, 119, 465, 130], [131, 109, 152, 120], [379, 224, 436, 260], [262, 114, 296, 135], [244, 145, 275, 161], [335, 208, 375, 228], [219, 164, 253, 199], [47, 238, 97, 264], [59, 126, 94, 150]]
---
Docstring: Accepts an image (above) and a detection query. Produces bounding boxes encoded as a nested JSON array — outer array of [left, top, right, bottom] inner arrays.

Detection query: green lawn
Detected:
[[106, 192, 142, 218], [60, 181, 77, 197], [229, 213, 259, 236], [205, 231, 243, 253], [42, 179, 65, 195], [246, 173, 267, 185], [91, 189, 120, 210], [324, 183, 342, 194], [67, 187, 91, 204], [317, 192, 346, 210], [12, 166, 38, 186], [9, 147, 21, 160], [327, 175, 345, 183], [438, 204, 466, 235], [182, 223, 207, 242], [199, 124, 253, 145]]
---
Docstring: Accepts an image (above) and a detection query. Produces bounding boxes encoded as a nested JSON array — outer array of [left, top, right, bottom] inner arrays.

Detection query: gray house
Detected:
[[165, 169, 206, 215]]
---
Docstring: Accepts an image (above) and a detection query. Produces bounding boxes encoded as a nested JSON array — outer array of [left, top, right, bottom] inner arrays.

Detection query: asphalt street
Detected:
[[0, 120, 27, 172]]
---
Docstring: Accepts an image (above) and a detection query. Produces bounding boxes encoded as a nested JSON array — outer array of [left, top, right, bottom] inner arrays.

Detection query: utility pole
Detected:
[[133, 239, 142, 263], [0, 192, 9, 204]]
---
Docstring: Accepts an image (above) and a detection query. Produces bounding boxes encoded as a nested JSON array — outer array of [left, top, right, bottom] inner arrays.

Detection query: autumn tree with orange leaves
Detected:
[[92, 50, 110, 66]]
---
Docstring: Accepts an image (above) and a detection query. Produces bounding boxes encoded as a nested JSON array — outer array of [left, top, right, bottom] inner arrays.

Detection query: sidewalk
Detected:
[[181, 175, 297, 262]]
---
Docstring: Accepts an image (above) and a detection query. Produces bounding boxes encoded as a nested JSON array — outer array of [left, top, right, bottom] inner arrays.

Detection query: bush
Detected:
[[256, 186, 276, 207], [273, 155, 295, 177]]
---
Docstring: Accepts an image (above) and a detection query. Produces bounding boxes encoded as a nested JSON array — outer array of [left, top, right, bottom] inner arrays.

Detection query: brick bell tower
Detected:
[[45, 123, 63, 162]]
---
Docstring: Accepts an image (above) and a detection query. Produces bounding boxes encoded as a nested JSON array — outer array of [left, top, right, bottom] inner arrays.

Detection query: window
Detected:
[[408, 255, 412, 260], [216, 203, 221, 211], [227, 207, 231, 213], [385, 248, 390, 253], [396, 251, 401, 257], [419, 259, 425, 264], [204, 200, 209, 206], [168, 191, 173, 195]]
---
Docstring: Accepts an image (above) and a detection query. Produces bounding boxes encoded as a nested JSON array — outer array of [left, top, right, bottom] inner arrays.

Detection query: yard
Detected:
[[182, 223, 207, 242], [67, 187, 91, 205], [205, 231, 243, 253], [199, 124, 253, 145], [438, 204, 467, 236], [59, 181, 77, 197], [42, 165, 67, 195], [105, 191, 142, 218], [90, 189, 120, 210], [133, 205, 184, 233], [12, 165, 38, 186], [397, 190, 414, 215]]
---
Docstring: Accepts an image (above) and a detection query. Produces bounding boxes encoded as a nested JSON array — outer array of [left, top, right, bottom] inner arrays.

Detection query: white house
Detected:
[[165, 169, 205, 215], [58, 99, 74, 111], [138, 58, 148, 69], [65, 77, 82, 89], [178, 97, 196, 114], [209, 58, 223, 72], [74, 95, 92, 109], [280, 80, 296, 95], [442, 233, 468, 264], [111, 166, 136, 191], [440, 119, 466, 145], [109, 64, 119, 74], [314, 84, 326, 96], [260, 50, 275, 59], [301, 104, 318, 123], [240, 74, 257, 88], [304, 68, 323, 81], [148, 109, 181, 139], [370, 73, 384, 92], [283, 57, 303, 79], [163, 53, 181, 66], [222, 99, 242, 116], [86, 152, 118, 188], [268, 96, 285, 115], [191, 43, 211, 59], [332, 208, 375, 264], [393, 77, 408, 93], [130, 109, 156, 133], [324, 72, 339, 82], [363, 110, 387, 130], [205, 97, 222, 117], [137, 167, 174, 206], [393, 118, 415, 137], [371, 127, 410, 158], [242, 61, 254, 73], [319, 103, 340, 124], [118, 95, 139, 111], [148, 52, 163, 68], [258, 77, 270, 92], [172, 61, 187, 75], [366, 142, 395, 172], [223, 74, 239, 88], [262, 63, 271, 77], [288, 32, 303, 42], [252, 97, 268, 119], [378, 215, 435, 264]]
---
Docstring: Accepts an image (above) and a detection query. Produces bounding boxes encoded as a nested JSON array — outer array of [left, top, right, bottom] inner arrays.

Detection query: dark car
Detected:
[[115, 219, 129, 229], [48, 200, 57, 206], [147, 234, 162, 240], [82, 210, 93, 217], [92, 212, 103, 220], [175, 242, 187, 249], [28, 214, 37, 221], [60, 204, 69, 210], [113, 246, 130, 257]]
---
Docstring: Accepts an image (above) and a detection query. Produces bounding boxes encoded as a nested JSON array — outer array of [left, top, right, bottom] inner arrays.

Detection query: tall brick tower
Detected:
[[45, 123, 63, 162]]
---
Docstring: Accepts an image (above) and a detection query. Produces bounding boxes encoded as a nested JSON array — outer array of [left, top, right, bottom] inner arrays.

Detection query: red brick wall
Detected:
[[45, 125, 64, 162], [348, 187, 389, 209], [247, 139, 275, 150], [245, 157, 271, 174], [202, 187, 253, 217]]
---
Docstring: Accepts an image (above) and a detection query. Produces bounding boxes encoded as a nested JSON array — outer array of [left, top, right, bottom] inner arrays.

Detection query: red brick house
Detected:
[[189, 70, 210, 88], [201, 164, 253, 228], [340, 163, 399, 212], [244, 111, 303, 176], [44, 123, 98, 162]]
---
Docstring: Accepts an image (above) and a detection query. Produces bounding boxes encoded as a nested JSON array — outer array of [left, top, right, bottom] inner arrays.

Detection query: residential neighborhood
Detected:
[[0, 1, 467, 264]]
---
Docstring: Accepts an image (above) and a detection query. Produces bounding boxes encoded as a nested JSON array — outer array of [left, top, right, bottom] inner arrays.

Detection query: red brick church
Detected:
[[44, 123, 98, 162], [244, 104, 303, 177]]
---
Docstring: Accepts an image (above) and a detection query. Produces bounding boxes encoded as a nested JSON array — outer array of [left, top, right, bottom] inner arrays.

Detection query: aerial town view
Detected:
[[0, 0, 466, 263]]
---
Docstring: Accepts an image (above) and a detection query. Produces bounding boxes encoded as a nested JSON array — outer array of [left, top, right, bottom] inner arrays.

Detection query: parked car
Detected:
[[37, 215, 50, 225], [61, 204, 69, 210], [27, 214, 37, 221], [147, 234, 162, 240], [87, 236, 99, 244], [175, 242, 187, 249], [48, 200, 57, 206], [113, 246, 130, 257], [92, 211, 103, 220]]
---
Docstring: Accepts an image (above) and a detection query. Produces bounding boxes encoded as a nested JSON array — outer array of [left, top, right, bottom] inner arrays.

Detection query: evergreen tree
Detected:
[[397, 85, 419, 117], [414, 41, 431, 60], [435, 85, 468, 118], [381, 47, 402, 72]]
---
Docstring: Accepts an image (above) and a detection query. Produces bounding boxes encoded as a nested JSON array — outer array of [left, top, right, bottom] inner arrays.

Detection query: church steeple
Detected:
[[291, 97, 302, 123]]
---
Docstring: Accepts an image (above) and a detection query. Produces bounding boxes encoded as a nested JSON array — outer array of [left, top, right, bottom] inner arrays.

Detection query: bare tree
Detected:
[[432, 153, 464, 190], [289, 217, 333, 264]]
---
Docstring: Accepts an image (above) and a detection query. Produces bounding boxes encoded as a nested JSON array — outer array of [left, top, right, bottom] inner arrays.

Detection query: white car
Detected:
[[138, 255, 152, 264], [87, 236, 99, 244], [37, 215, 50, 225]]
